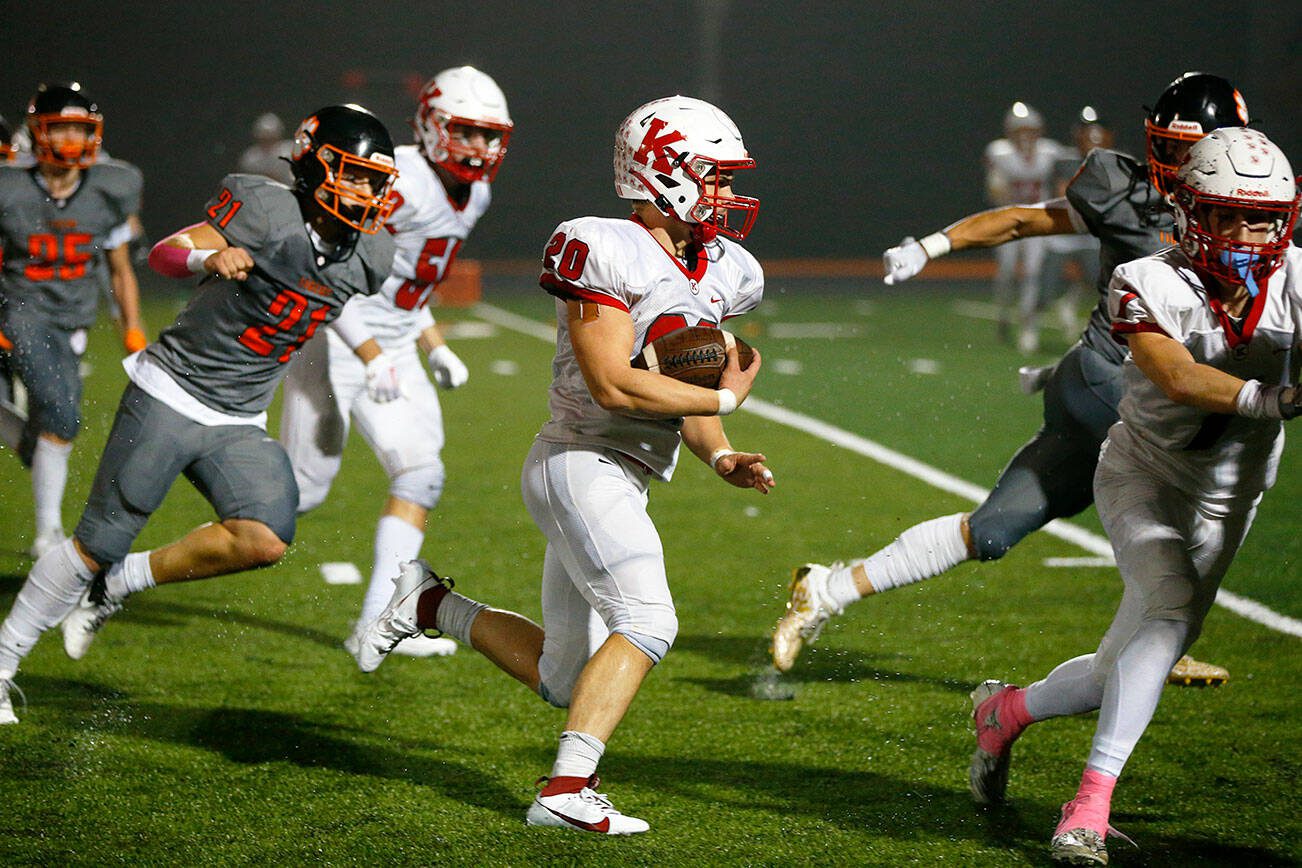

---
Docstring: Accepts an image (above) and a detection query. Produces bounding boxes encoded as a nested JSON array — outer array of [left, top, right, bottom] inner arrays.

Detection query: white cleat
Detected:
[[770, 563, 843, 673], [392, 633, 457, 658], [349, 560, 451, 673], [29, 527, 67, 560], [0, 671, 21, 725], [1017, 363, 1057, 395], [525, 777, 649, 835], [60, 574, 123, 660]]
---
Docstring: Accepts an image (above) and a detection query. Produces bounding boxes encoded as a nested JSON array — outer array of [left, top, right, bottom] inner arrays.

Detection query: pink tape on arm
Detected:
[[148, 222, 212, 279]]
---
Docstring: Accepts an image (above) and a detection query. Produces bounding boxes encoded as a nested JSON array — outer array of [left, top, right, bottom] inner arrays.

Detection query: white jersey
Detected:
[[350, 144, 490, 346], [536, 216, 764, 481], [1107, 245, 1302, 513], [983, 138, 1067, 204]]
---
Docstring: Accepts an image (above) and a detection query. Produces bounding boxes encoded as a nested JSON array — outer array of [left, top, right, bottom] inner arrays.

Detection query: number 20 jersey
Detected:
[[1108, 245, 1302, 513], [143, 174, 395, 416], [346, 145, 489, 347], [536, 215, 764, 481], [0, 160, 142, 329]]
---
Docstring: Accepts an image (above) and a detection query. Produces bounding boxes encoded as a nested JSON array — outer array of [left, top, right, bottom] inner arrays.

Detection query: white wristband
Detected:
[[918, 232, 951, 260], [1235, 379, 1284, 420], [709, 448, 735, 470], [715, 388, 737, 416], [186, 248, 218, 274]]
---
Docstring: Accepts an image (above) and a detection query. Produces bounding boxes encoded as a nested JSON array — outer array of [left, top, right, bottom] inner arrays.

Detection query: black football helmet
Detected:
[[27, 82, 103, 168], [0, 113, 14, 162], [289, 104, 398, 234], [1145, 72, 1248, 197]]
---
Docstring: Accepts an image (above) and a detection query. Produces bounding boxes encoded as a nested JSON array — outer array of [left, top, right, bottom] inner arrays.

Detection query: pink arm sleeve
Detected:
[[147, 222, 211, 279]]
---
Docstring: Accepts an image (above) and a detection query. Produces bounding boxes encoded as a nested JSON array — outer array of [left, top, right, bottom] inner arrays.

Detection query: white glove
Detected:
[[882, 237, 929, 285], [427, 344, 469, 390], [364, 351, 403, 403]]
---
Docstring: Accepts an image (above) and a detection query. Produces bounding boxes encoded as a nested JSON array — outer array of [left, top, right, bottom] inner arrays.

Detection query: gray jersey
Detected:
[[1065, 148, 1175, 364], [144, 174, 394, 416], [0, 160, 142, 329]]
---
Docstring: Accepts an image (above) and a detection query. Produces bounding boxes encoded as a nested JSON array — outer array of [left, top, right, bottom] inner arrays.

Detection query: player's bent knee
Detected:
[[537, 679, 572, 709], [616, 629, 672, 665], [228, 520, 290, 568], [389, 461, 445, 510]]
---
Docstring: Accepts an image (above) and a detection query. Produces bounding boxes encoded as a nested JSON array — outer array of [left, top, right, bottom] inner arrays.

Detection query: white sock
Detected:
[[1088, 619, 1187, 778], [550, 730, 606, 779], [855, 513, 969, 593], [360, 516, 425, 624], [103, 551, 156, 601], [434, 591, 487, 647], [31, 438, 72, 535], [1023, 653, 1104, 721], [0, 538, 93, 672], [824, 566, 861, 611]]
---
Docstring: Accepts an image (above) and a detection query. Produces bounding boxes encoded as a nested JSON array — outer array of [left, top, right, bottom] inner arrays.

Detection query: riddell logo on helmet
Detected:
[[1234, 188, 1269, 198], [1169, 120, 1203, 134], [634, 118, 686, 174]]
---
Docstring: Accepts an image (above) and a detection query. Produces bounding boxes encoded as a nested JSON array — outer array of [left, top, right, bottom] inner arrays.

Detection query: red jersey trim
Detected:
[[1205, 279, 1267, 350], [629, 214, 708, 282], [1111, 321, 1169, 344], [538, 273, 630, 312]]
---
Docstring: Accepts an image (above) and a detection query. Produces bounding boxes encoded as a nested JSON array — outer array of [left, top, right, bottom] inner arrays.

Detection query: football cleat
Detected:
[[29, 527, 66, 560], [349, 560, 452, 673], [392, 633, 457, 658], [1018, 363, 1056, 395], [60, 571, 123, 660], [969, 679, 1018, 805], [770, 563, 843, 673], [1050, 799, 1136, 866], [0, 671, 22, 725], [525, 776, 649, 835], [1167, 654, 1228, 687]]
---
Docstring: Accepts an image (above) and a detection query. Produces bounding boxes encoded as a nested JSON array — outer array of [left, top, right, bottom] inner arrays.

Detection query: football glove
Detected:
[[883, 237, 928, 285], [427, 344, 468, 390], [1278, 385, 1302, 420], [364, 352, 403, 403]]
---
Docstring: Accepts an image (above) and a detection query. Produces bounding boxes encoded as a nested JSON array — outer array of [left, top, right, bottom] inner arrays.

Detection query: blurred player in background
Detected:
[[0, 82, 146, 559], [0, 113, 15, 161], [970, 128, 1301, 866], [1041, 107, 1113, 341], [984, 101, 1065, 353], [237, 112, 294, 185], [772, 72, 1249, 687], [0, 104, 398, 724], [280, 66, 512, 661], [350, 95, 772, 833]]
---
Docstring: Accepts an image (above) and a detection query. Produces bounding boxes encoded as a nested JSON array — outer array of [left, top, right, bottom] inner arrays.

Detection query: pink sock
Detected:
[[1056, 768, 1118, 837], [976, 686, 1035, 754]]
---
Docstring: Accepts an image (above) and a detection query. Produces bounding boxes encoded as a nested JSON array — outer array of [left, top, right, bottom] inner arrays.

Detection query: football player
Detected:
[[0, 113, 15, 161], [970, 128, 1301, 865], [349, 96, 772, 833], [279, 66, 511, 662], [983, 102, 1067, 353], [0, 104, 398, 724], [772, 72, 1249, 687], [237, 112, 294, 186], [0, 82, 146, 559]]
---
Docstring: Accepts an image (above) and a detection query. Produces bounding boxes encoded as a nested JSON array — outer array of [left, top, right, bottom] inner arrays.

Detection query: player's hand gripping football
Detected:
[[205, 247, 256, 281], [427, 344, 469, 390], [882, 236, 928, 285], [717, 341, 762, 405]]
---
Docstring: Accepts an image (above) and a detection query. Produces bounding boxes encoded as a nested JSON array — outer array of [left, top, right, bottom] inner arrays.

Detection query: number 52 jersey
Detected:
[[143, 173, 395, 416], [0, 160, 142, 329]]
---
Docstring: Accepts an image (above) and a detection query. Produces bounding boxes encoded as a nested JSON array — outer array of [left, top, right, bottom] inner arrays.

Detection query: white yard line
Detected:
[[474, 302, 1302, 639]]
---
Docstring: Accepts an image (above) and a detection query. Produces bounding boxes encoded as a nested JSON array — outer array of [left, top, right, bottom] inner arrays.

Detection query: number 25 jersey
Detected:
[[536, 215, 764, 481], [144, 174, 395, 416]]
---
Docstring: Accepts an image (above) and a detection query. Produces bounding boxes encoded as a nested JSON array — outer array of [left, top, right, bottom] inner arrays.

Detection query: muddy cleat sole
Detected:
[[969, 679, 1013, 805], [1050, 827, 1109, 865], [1166, 654, 1228, 687], [770, 563, 840, 673]]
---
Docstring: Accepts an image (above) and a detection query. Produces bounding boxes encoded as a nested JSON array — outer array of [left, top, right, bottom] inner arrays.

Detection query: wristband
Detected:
[[1234, 379, 1283, 420], [709, 448, 735, 470], [715, 388, 737, 416], [186, 248, 217, 274], [918, 232, 951, 260]]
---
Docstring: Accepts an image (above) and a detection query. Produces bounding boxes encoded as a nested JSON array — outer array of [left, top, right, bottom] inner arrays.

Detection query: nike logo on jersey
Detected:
[[709, 296, 722, 304]]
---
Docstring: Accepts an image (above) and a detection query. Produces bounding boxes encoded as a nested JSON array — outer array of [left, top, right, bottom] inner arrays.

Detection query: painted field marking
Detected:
[[473, 302, 1302, 639]]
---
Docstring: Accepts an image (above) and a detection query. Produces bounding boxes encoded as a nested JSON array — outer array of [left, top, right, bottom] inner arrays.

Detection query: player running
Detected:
[[350, 96, 772, 833], [0, 104, 397, 723], [0, 82, 146, 559], [969, 128, 1301, 865], [772, 72, 1249, 687], [279, 67, 512, 662]]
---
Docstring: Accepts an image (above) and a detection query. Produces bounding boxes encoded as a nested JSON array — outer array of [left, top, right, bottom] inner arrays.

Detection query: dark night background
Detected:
[[4, 0, 1298, 263]]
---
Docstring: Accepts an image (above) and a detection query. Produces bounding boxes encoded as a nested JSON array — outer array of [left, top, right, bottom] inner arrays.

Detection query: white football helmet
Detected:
[[414, 66, 512, 183], [1003, 101, 1043, 136], [614, 95, 759, 242], [1174, 127, 1299, 294]]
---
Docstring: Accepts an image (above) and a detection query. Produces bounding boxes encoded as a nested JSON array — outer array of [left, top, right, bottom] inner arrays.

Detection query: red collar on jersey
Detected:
[[629, 214, 708, 283], [1198, 265, 1268, 349]]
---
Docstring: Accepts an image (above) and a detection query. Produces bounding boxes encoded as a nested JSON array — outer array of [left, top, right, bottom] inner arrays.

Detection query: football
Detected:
[[631, 326, 755, 388]]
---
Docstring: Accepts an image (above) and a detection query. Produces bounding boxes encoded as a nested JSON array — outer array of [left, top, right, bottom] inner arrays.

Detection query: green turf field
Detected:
[[1, 280, 1298, 866]]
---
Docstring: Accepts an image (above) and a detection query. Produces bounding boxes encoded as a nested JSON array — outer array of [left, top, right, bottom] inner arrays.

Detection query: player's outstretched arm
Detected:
[[148, 222, 252, 281], [568, 300, 759, 419], [1128, 331, 1255, 414], [882, 202, 1079, 285], [682, 414, 775, 494]]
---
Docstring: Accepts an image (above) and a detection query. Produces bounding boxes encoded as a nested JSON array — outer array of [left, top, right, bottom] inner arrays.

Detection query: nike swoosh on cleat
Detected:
[[542, 803, 610, 833]]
